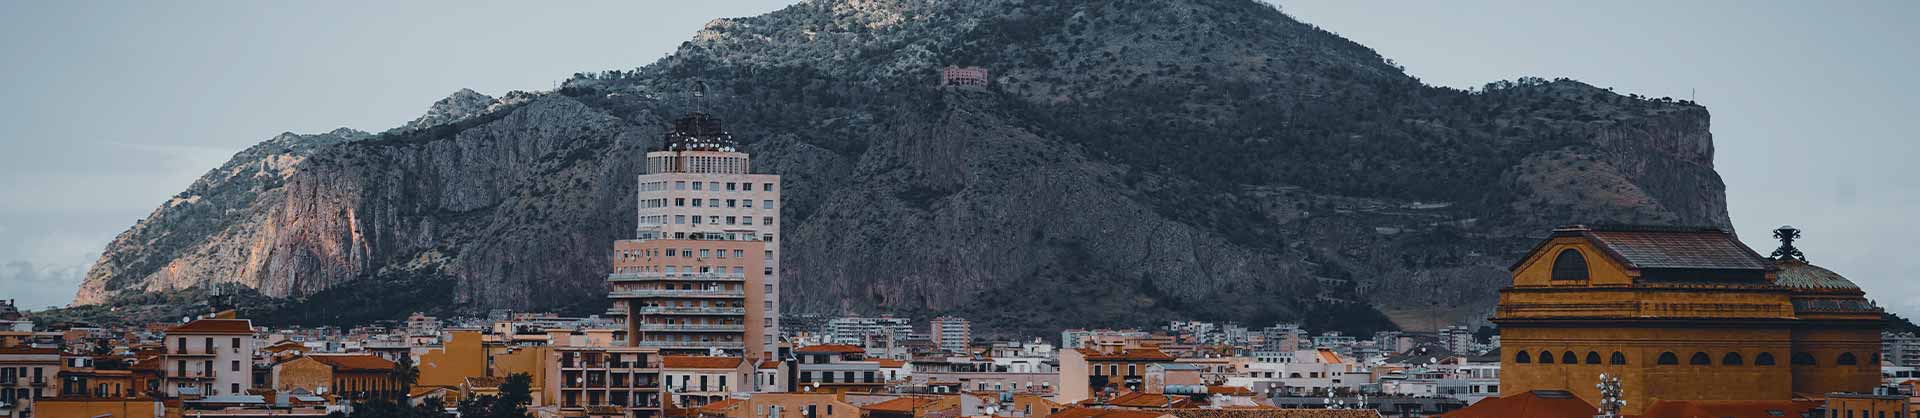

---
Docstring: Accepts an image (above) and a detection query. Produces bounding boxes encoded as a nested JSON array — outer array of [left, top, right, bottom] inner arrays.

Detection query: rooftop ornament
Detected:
[[1770, 225, 1807, 262]]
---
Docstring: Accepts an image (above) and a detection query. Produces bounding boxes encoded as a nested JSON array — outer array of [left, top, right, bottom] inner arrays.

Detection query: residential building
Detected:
[[791, 345, 884, 394], [272, 354, 404, 402], [695, 392, 858, 418], [56, 355, 132, 400], [551, 346, 663, 418], [1884, 332, 1920, 368], [661, 356, 745, 407], [0, 347, 59, 418], [824, 317, 911, 346], [930, 317, 971, 354], [1056, 347, 1176, 404], [613, 111, 781, 358], [159, 318, 255, 397], [1497, 225, 1883, 415]]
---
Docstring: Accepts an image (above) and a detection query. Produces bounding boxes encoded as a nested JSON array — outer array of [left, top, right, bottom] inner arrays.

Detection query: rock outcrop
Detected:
[[75, 0, 1730, 334]]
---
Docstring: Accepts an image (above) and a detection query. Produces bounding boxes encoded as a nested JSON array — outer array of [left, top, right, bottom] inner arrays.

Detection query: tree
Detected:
[[457, 373, 532, 418]]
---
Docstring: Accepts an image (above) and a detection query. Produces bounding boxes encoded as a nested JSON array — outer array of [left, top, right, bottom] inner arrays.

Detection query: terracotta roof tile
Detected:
[[1080, 349, 1176, 362], [863, 397, 941, 413], [166, 319, 254, 335], [758, 360, 781, 369], [1634, 399, 1820, 418], [1437, 390, 1591, 418], [699, 398, 746, 415], [876, 359, 907, 368], [663, 356, 743, 369], [1049, 407, 1170, 418]]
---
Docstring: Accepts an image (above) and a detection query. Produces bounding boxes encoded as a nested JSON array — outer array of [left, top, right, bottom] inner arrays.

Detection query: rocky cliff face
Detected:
[[75, 0, 1729, 334]]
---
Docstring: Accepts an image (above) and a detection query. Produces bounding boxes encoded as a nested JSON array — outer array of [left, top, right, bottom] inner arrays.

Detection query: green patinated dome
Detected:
[[1773, 259, 1859, 290]]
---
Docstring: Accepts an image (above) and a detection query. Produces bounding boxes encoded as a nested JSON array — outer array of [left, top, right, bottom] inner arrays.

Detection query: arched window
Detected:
[[1689, 352, 1712, 365], [1562, 352, 1578, 364], [1586, 352, 1602, 364], [1722, 352, 1745, 366], [1792, 352, 1816, 366], [1609, 352, 1627, 365], [1515, 352, 1531, 364], [1551, 249, 1590, 280], [1838, 352, 1858, 365], [1539, 351, 1555, 364], [1657, 352, 1679, 365], [1755, 353, 1777, 366]]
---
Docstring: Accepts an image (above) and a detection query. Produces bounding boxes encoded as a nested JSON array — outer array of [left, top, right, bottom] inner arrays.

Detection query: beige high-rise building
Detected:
[[609, 112, 781, 359]]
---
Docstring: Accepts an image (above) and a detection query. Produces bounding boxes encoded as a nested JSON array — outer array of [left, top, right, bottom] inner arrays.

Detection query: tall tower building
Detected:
[[609, 111, 781, 359]]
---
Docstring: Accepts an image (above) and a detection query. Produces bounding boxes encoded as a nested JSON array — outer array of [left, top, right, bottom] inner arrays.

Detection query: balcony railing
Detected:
[[635, 306, 747, 315], [609, 272, 747, 282], [610, 289, 745, 298], [638, 324, 746, 332], [632, 341, 745, 349]]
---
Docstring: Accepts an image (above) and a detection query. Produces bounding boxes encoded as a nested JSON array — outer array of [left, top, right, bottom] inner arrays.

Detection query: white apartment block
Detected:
[[160, 318, 257, 397], [825, 317, 912, 345]]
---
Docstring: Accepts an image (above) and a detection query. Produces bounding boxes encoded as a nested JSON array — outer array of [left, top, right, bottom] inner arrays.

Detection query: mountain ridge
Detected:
[[71, 0, 1728, 335]]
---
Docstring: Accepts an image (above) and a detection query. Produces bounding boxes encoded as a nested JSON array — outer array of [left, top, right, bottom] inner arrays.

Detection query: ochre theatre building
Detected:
[[1495, 225, 1880, 415]]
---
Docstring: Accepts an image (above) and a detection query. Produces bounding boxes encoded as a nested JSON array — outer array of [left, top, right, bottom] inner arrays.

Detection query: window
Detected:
[[231, 360, 240, 371], [763, 183, 774, 191], [1551, 249, 1589, 280], [1657, 352, 1679, 365], [1792, 352, 1816, 366], [763, 217, 774, 226], [1723, 352, 1745, 366], [1515, 351, 1531, 363], [743, 183, 753, 191], [675, 181, 686, 190], [1756, 352, 1777, 366], [727, 183, 737, 191], [1539, 351, 1554, 364], [692, 182, 703, 190], [1585, 352, 1602, 364], [1561, 352, 1577, 364], [1609, 352, 1627, 365], [1689, 352, 1711, 365], [231, 338, 241, 353], [1838, 352, 1858, 365], [726, 199, 737, 208]]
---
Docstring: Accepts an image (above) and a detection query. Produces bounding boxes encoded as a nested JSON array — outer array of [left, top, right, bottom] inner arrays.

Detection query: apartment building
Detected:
[[612, 111, 782, 359], [159, 319, 255, 397], [661, 356, 745, 407], [552, 347, 663, 418], [930, 317, 971, 354], [790, 345, 884, 394], [0, 347, 59, 418], [824, 317, 912, 346], [1056, 347, 1177, 404]]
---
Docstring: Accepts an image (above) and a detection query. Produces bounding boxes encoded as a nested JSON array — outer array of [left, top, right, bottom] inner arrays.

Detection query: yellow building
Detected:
[[1496, 225, 1881, 415]]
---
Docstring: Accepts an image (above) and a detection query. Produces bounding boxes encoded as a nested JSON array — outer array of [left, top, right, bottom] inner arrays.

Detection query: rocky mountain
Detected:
[[73, 0, 1729, 335]]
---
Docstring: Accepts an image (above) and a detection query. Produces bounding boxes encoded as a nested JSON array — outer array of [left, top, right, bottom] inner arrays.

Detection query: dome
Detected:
[[1772, 259, 1859, 290]]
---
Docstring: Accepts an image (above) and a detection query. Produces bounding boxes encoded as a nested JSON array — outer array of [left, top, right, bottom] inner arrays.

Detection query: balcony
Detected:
[[638, 324, 746, 332], [0, 377, 14, 386], [29, 377, 47, 387], [635, 306, 747, 315], [609, 272, 746, 283], [632, 341, 745, 349], [610, 289, 745, 299]]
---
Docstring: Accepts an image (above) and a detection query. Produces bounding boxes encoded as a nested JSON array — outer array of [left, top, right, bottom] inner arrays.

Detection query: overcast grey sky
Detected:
[[2, 1, 1914, 316]]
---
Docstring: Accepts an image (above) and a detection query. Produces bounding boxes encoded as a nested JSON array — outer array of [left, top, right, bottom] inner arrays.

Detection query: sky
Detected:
[[1, 1, 1914, 316]]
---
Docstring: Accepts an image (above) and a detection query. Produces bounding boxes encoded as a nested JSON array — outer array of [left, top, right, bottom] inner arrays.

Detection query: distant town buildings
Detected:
[[825, 316, 912, 346]]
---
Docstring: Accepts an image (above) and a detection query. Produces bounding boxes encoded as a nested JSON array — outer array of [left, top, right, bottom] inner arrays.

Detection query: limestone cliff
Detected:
[[75, 0, 1730, 334]]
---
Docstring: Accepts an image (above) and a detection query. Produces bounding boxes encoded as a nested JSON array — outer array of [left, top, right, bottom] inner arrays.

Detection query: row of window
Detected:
[[650, 214, 774, 227], [798, 370, 879, 384], [644, 197, 776, 210], [1516, 350, 1880, 366], [667, 181, 774, 192]]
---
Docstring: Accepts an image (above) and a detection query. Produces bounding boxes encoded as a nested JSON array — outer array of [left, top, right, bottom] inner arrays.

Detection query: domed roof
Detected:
[[1773, 259, 1859, 290]]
